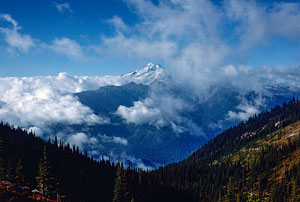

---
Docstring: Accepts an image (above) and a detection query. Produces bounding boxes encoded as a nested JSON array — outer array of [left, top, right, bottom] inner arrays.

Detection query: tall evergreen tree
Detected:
[[0, 133, 5, 180], [270, 184, 276, 202], [291, 179, 298, 202], [113, 163, 130, 202], [15, 158, 25, 186], [218, 191, 222, 202], [36, 144, 51, 197], [225, 177, 235, 202], [5, 158, 13, 181]]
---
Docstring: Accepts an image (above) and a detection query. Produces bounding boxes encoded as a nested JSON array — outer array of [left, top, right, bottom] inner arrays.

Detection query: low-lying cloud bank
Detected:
[[0, 73, 126, 133], [0, 63, 297, 136]]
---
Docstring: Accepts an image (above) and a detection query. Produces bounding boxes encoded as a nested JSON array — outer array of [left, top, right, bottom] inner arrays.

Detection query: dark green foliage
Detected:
[[225, 177, 235, 202], [0, 133, 5, 180], [246, 191, 260, 202], [0, 122, 191, 202], [36, 144, 52, 196], [291, 179, 298, 202], [5, 158, 13, 181], [147, 99, 300, 201], [0, 123, 117, 201], [15, 158, 25, 186], [113, 163, 130, 202]]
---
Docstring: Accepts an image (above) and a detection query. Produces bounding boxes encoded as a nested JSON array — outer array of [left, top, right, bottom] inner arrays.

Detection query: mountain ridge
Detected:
[[72, 69, 300, 167], [150, 99, 300, 201]]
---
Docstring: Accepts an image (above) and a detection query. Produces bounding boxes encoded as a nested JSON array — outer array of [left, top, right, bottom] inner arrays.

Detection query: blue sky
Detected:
[[0, 0, 141, 76], [1, 0, 300, 76]]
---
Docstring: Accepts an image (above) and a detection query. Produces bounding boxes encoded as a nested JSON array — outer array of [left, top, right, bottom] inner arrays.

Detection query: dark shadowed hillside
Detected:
[[75, 82, 150, 116], [150, 98, 300, 201], [0, 123, 190, 202]]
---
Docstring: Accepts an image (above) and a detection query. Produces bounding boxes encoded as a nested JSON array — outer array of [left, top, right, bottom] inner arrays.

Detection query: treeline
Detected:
[[0, 123, 117, 201]]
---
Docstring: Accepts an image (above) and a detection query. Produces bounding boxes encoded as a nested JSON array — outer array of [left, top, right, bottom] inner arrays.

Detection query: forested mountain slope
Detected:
[[0, 123, 189, 201], [150, 99, 300, 201]]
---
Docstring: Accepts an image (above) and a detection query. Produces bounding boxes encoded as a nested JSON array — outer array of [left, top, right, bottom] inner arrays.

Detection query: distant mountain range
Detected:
[[0, 62, 299, 169]]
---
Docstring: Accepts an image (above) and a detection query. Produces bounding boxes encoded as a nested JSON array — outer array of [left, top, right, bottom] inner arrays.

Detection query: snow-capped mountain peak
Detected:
[[121, 62, 165, 85], [136, 62, 161, 74]]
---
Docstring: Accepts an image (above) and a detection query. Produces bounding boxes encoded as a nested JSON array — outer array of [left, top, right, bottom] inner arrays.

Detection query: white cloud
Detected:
[[0, 85, 104, 127], [223, 65, 238, 76], [107, 16, 129, 33], [102, 0, 227, 68], [113, 136, 128, 145], [68, 132, 89, 145], [0, 73, 130, 136], [220, 64, 300, 95], [67, 132, 98, 149], [116, 99, 163, 126], [115, 95, 198, 134], [0, 14, 18, 27], [53, 2, 73, 13], [227, 104, 260, 121], [225, 0, 300, 49], [50, 38, 85, 60], [114, 62, 300, 134], [0, 14, 34, 52], [99, 134, 128, 146], [28, 126, 43, 137], [261, 65, 300, 90], [1, 29, 34, 52], [109, 151, 154, 170], [101, 0, 300, 96]]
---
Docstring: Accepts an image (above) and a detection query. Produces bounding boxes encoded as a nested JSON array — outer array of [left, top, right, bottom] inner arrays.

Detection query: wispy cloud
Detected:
[[53, 2, 73, 13], [101, 0, 300, 78], [50, 37, 85, 60], [99, 134, 128, 146], [102, 0, 300, 125], [0, 14, 34, 52], [0, 14, 18, 27], [102, 0, 227, 68], [0, 14, 93, 61], [0, 14, 90, 61], [108, 151, 154, 170]]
